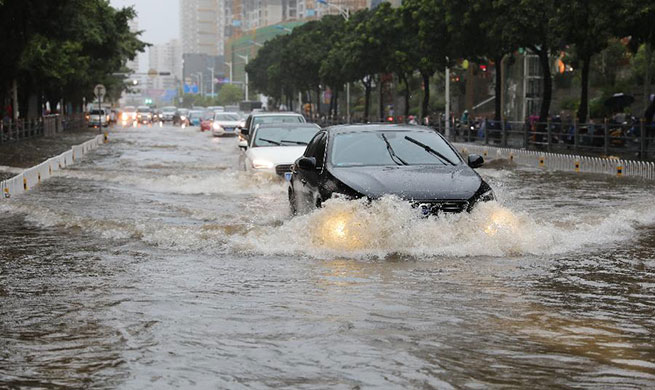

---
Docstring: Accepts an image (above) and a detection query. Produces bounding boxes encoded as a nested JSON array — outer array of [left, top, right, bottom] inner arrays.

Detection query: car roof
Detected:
[[250, 112, 303, 117], [326, 123, 435, 135]]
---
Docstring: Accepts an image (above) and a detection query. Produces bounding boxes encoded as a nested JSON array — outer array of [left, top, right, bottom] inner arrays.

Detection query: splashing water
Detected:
[[233, 196, 655, 259]]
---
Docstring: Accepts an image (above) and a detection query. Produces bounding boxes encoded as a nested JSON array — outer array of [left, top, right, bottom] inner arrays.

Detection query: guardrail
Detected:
[[0, 114, 86, 144], [440, 119, 655, 162], [453, 142, 655, 181], [1, 134, 105, 199]]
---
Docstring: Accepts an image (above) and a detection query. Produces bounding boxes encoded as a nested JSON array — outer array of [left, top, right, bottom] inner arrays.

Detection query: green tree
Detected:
[[558, 0, 618, 123], [217, 84, 243, 106], [402, 0, 449, 120]]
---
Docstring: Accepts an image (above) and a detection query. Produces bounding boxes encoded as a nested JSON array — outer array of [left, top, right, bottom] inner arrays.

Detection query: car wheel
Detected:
[[288, 187, 297, 216]]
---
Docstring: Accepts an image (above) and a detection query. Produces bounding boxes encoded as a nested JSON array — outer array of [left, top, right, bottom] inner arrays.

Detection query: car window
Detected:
[[245, 115, 252, 130], [252, 126, 320, 147], [304, 132, 327, 168], [330, 130, 462, 167], [252, 115, 303, 127], [304, 132, 323, 158]]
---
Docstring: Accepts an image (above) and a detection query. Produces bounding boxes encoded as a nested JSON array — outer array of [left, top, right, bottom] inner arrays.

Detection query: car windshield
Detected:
[[137, 107, 151, 113], [253, 126, 319, 147], [124, 107, 136, 113], [252, 115, 303, 126], [162, 106, 176, 112], [214, 113, 240, 121], [90, 109, 104, 115], [330, 130, 462, 167]]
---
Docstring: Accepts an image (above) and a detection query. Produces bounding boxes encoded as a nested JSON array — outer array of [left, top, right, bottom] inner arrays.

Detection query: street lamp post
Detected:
[[224, 62, 233, 85], [237, 54, 249, 101], [317, 0, 350, 122], [195, 72, 204, 97]]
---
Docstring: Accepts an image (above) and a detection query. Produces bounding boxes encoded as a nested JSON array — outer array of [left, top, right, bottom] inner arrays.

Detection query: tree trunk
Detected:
[[379, 75, 385, 122], [645, 43, 653, 113], [401, 73, 410, 118], [363, 78, 372, 123], [12, 79, 19, 120], [494, 54, 504, 123], [578, 54, 591, 123], [421, 72, 430, 121], [316, 88, 321, 116], [535, 47, 552, 124]]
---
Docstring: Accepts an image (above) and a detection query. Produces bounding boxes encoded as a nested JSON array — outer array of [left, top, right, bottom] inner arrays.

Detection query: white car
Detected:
[[238, 112, 306, 149], [88, 108, 109, 127], [243, 123, 321, 179], [212, 112, 242, 136]]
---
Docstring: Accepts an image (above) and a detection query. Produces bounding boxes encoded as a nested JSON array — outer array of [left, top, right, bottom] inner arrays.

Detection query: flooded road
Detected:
[[1, 124, 655, 389]]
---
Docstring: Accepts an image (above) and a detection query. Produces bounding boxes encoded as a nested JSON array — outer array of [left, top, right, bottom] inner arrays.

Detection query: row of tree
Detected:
[[246, 0, 654, 125], [0, 0, 147, 120]]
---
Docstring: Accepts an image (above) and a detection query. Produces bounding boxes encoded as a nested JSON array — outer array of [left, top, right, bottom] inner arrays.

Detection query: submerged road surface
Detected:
[[1, 124, 655, 389]]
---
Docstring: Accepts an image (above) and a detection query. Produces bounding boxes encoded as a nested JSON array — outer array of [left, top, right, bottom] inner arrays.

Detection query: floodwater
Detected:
[[1, 125, 654, 389]]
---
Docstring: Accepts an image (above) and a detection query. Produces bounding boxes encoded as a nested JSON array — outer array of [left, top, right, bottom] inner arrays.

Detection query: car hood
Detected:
[[330, 164, 482, 200], [247, 146, 307, 166]]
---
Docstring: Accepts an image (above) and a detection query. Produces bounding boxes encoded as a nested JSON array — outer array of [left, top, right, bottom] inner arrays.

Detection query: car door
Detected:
[[295, 131, 327, 209]]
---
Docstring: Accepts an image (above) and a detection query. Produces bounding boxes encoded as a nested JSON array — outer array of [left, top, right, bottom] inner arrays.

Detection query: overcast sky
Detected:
[[110, 0, 179, 71]]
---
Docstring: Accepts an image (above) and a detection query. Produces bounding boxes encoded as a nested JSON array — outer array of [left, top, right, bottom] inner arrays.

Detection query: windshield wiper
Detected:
[[404, 136, 456, 166], [258, 138, 281, 145], [381, 134, 408, 166], [279, 140, 308, 145]]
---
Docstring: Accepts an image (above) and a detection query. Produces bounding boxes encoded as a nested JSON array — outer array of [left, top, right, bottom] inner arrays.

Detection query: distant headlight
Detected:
[[252, 159, 274, 169], [180, 115, 186, 121]]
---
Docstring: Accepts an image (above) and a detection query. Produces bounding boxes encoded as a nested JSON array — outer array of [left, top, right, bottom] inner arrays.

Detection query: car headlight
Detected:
[[213, 122, 222, 130], [252, 159, 274, 169], [180, 115, 186, 121]]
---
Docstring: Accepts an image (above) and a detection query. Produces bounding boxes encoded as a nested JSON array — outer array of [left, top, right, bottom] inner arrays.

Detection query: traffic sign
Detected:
[[94, 84, 106, 99]]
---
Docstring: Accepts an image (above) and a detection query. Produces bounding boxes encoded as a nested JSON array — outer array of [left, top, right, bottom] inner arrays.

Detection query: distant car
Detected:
[[238, 112, 306, 147], [288, 124, 495, 215], [137, 106, 153, 124], [88, 108, 109, 128], [211, 112, 241, 136], [160, 106, 177, 122], [243, 123, 321, 179], [121, 106, 137, 124], [200, 111, 214, 132], [174, 108, 189, 126], [188, 110, 205, 127], [207, 106, 224, 112]]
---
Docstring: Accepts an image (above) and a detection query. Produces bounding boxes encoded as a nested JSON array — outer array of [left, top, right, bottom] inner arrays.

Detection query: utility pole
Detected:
[[224, 62, 233, 85], [207, 67, 215, 97]]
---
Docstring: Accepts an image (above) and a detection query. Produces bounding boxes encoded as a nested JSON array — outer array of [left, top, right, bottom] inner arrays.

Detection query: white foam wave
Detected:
[[231, 196, 655, 259]]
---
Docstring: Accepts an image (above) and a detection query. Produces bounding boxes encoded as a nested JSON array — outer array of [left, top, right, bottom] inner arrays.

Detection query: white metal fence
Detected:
[[1, 134, 104, 199], [454, 143, 655, 180]]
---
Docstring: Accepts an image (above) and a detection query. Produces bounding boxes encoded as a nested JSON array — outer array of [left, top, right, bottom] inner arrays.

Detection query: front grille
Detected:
[[413, 200, 469, 215], [275, 164, 292, 176]]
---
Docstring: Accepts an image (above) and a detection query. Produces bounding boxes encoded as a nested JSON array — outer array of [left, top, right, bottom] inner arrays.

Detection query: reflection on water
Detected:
[[1, 125, 654, 388]]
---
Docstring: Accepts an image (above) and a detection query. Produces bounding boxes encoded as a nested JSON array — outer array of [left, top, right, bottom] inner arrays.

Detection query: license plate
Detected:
[[284, 172, 292, 181], [224, 127, 234, 132]]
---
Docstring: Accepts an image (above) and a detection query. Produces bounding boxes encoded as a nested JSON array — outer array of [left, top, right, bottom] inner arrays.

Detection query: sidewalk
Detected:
[[0, 127, 102, 179]]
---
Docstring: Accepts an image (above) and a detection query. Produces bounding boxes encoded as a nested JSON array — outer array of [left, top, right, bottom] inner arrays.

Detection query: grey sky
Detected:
[[110, 0, 179, 71], [110, 0, 179, 45]]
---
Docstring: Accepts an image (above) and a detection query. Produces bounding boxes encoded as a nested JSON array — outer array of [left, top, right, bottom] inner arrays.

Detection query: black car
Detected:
[[288, 124, 494, 216]]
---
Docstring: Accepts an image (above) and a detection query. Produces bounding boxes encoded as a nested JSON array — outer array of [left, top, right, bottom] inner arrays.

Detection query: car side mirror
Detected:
[[468, 154, 484, 168], [239, 127, 249, 136], [297, 157, 316, 170]]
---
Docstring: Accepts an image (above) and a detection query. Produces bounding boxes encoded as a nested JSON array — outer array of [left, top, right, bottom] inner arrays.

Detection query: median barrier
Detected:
[[0, 134, 104, 199], [454, 142, 655, 180]]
